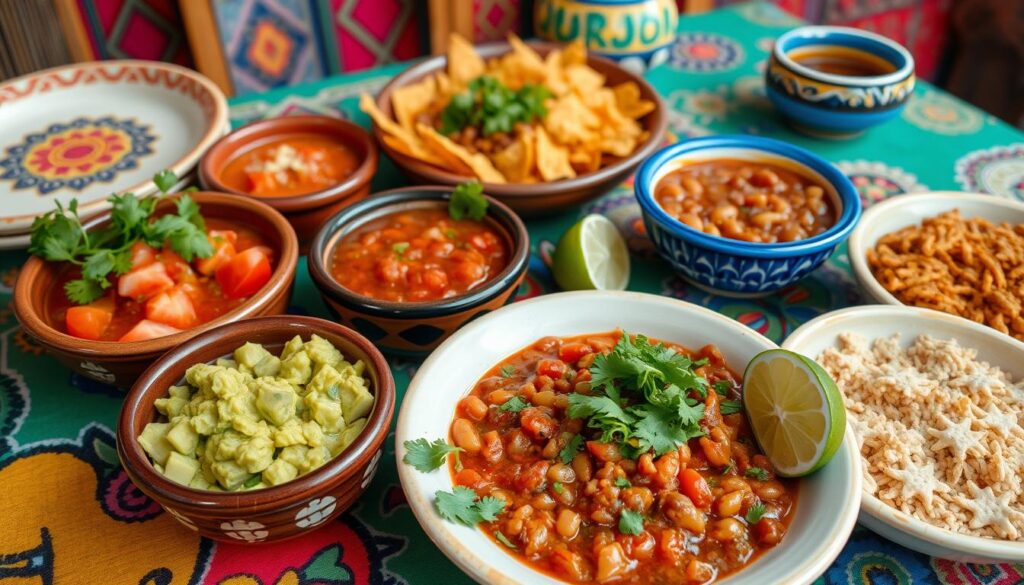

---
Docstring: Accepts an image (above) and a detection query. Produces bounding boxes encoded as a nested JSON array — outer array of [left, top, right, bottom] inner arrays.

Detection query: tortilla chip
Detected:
[[542, 50, 570, 96], [447, 34, 485, 88], [569, 148, 602, 174], [544, 94, 601, 144], [381, 134, 445, 167], [535, 126, 575, 181], [612, 82, 656, 119], [561, 40, 587, 67], [492, 127, 535, 183], [360, 93, 430, 152], [565, 64, 605, 94], [391, 76, 437, 131], [416, 123, 507, 183]]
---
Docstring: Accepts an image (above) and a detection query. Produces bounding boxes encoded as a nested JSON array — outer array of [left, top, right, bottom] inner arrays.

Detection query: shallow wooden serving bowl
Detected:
[[308, 186, 530, 356], [199, 115, 379, 252], [116, 315, 396, 543], [372, 41, 667, 216], [13, 192, 299, 388]]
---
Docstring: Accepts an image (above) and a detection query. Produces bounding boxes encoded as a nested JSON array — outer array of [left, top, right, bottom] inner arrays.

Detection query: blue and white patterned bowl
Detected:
[[766, 26, 915, 138], [635, 136, 861, 297]]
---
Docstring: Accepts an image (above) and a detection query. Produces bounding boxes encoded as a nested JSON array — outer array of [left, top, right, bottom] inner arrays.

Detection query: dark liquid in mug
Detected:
[[790, 46, 897, 77]]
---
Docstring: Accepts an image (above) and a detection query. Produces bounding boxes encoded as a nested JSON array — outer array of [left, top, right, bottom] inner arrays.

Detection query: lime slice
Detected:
[[742, 349, 845, 477], [552, 214, 630, 291]]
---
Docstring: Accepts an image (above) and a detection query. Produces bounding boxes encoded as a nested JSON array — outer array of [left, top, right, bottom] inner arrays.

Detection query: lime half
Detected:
[[552, 214, 630, 291], [742, 349, 845, 477]]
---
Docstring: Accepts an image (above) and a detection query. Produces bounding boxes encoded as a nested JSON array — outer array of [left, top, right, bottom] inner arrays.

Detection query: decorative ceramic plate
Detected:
[[0, 60, 228, 236]]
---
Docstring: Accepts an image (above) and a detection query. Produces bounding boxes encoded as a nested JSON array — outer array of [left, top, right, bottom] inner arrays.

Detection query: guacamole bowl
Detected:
[[117, 315, 396, 543]]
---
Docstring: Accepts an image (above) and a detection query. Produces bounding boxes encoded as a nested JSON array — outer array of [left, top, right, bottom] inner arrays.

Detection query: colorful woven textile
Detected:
[[2, 3, 1023, 584]]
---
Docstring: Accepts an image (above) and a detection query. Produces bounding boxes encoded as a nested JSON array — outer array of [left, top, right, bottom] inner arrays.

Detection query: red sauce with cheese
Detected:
[[220, 136, 359, 197]]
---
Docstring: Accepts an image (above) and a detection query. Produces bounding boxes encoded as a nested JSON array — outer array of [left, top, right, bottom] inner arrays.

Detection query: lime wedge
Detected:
[[742, 349, 845, 477], [552, 215, 630, 291]]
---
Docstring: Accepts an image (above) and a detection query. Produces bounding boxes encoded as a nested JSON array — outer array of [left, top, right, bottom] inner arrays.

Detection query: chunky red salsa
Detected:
[[49, 219, 274, 342], [449, 332, 796, 584], [220, 136, 359, 197], [331, 207, 507, 302]]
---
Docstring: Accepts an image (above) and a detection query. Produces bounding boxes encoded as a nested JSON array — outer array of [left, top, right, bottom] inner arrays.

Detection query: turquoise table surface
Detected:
[[2, 3, 1023, 585]]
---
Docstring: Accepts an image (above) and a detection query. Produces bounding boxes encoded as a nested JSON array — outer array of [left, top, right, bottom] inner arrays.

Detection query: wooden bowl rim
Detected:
[[13, 191, 299, 358], [307, 185, 530, 318], [198, 115, 380, 213], [372, 39, 667, 197], [116, 315, 396, 511]]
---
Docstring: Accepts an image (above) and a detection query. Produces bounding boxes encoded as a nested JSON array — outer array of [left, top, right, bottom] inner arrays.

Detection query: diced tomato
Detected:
[[587, 441, 622, 463], [537, 359, 566, 379], [195, 237, 237, 276], [558, 342, 593, 364], [208, 229, 238, 246], [117, 262, 174, 300], [680, 468, 713, 508], [160, 248, 194, 282], [65, 298, 115, 341], [118, 319, 181, 342], [145, 287, 197, 329], [129, 242, 157, 270], [246, 245, 275, 262], [215, 247, 272, 299]]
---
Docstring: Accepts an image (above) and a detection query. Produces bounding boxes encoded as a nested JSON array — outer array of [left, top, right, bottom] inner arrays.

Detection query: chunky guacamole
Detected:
[[138, 335, 374, 491]]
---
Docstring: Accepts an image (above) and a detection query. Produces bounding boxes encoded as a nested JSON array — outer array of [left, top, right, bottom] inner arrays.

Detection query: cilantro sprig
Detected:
[[28, 171, 212, 305], [440, 75, 551, 137], [558, 433, 583, 464], [448, 180, 488, 221], [745, 466, 770, 481], [745, 502, 767, 524], [619, 509, 645, 535], [435, 486, 506, 526], [498, 396, 528, 413], [567, 333, 707, 457], [402, 438, 463, 473]]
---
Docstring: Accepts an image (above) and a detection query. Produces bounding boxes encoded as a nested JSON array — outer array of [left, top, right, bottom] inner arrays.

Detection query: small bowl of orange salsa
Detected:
[[308, 185, 530, 355], [199, 115, 378, 250]]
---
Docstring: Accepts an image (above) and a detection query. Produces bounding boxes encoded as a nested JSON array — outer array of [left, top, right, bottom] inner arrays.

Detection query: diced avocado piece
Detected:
[[279, 445, 309, 469], [164, 451, 200, 486], [211, 430, 247, 461], [301, 420, 325, 447], [189, 473, 213, 490], [305, 364, 341, 396], [253, 355, 281, 378], [304, 335, 344, 368], [352, 360, 366, 376], [236, 435, 275, 473], [138, 422, 173, 466], [215, 358, 239, 370], [185, 363, 221, 394], [168, 385, 191, 400], [155, 396, 188, 418], [210, 368, 249, 399], [337, 380, 374, 423], [305, 391, 344, 434], [338, 417, 368, 453], [279, 351, 312, 386], [273, 419, 306, 447], [231, 414, 261, 437], [305, 446, 331, 472], [235, 342, 272, 369], [212, 459, 250, 490], [166, 418, 199, 455], [280, 335, 304, 360], [255, 378, 297, 427], [190, 401, 218, 435], [262, 458, 299, 486]]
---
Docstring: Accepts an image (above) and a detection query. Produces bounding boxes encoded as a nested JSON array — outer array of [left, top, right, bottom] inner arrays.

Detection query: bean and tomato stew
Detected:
[[331, 207, 507, 302], [654, 160, 835, 243], [449, 332, 796, 584]]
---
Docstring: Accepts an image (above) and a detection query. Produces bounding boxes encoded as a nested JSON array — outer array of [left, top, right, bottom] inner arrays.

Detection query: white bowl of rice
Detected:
[[848, 191, 1024, 342], [783, 304, 1024, 563]]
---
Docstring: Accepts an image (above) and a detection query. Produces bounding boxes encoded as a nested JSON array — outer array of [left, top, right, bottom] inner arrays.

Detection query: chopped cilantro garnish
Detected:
[[435, 487, 506, 526], [720, 400, 743, 416], [552, 481, 564, 494], [439, 75, 552, 137], [722, 462, 734, 475], [448, 180, 488, 221], [392, 242, 410, 255], [618, 509, 645, 535], [495, 531, 517, 549], [745, 502, 767, 524], [243, 474, 262, 488], [402, 438, 463, 473], [567, 333, 707, 457], [558, 434, 583, 464], [745, 467, 770, 481], [499, 364, 516, 378], [614, 477, 631, 489], [498, 396, 528, 413], [713, 380, 732, 396]]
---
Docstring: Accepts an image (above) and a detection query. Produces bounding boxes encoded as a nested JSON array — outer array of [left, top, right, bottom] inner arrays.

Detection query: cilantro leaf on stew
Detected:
[[500, 364, 516, 378], [619, 509, 645, 535], [745, 502, 767, 524], [614, 477, 631, 489], [558, 433, 584, 465], [720, 400, 743, 416], [495, 531, 517, 549], [746, 467, 770, 481], [475, 496, 506, 522], [713, 380, 732, 396], [448, 180, 488, 221], [434, 487, 507, 526], [402, 438, 463, 473], [498, 396, 529, 413], [439, 75, 551, 137]]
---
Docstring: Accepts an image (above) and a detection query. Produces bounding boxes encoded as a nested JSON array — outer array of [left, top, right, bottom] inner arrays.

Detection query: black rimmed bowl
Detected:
[[308, 186, 530, 355]]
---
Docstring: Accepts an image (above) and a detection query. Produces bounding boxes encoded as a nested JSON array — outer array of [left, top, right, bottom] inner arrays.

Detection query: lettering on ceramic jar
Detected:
[[535, 0, 676, 54]]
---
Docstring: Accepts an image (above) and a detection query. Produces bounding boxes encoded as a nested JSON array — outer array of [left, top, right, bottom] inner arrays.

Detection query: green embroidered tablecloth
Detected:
[[2, 3, 1023, 584]]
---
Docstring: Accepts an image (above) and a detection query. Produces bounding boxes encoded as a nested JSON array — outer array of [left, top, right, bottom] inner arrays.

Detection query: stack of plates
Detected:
[[0, 60, 229, 250]]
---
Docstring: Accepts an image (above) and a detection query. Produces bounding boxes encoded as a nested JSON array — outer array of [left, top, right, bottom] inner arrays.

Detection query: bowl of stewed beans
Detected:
[[634, 136, 860, 297]]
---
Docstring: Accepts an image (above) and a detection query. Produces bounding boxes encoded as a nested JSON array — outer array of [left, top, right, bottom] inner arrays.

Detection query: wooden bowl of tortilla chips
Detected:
[[362, 35, 666, 216]]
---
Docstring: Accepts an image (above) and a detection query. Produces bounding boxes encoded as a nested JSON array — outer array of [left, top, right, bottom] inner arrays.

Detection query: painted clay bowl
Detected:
[[199, 115, 379, 252], [371, 41, 666, 216], [0, 60, 228, 236], [308, 186, 530, 356], [13, 192, 298, 388], [117, 315, 396, 543]]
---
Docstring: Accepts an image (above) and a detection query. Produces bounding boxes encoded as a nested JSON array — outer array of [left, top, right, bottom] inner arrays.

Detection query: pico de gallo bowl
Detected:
[[14, 185, 298, 388], [308, 184, 529, 355]]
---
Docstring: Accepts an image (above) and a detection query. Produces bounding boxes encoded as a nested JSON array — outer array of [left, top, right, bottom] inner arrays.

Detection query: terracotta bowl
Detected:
[[308, 186, 530, 356], [372, 41, 667, 216], [13, 192, 299, 388], [117, 315, 396, 543], [199, 115, 379, 251]]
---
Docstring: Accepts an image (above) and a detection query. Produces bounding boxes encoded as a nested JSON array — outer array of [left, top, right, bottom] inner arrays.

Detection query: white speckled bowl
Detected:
[[396, 290, 861, 584], [849, 192, 1024, 331], [783, 304, 1024, 563]]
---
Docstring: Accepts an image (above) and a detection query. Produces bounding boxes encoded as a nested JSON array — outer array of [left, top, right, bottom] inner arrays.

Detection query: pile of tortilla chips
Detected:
[[360, 34, 656, 184]]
